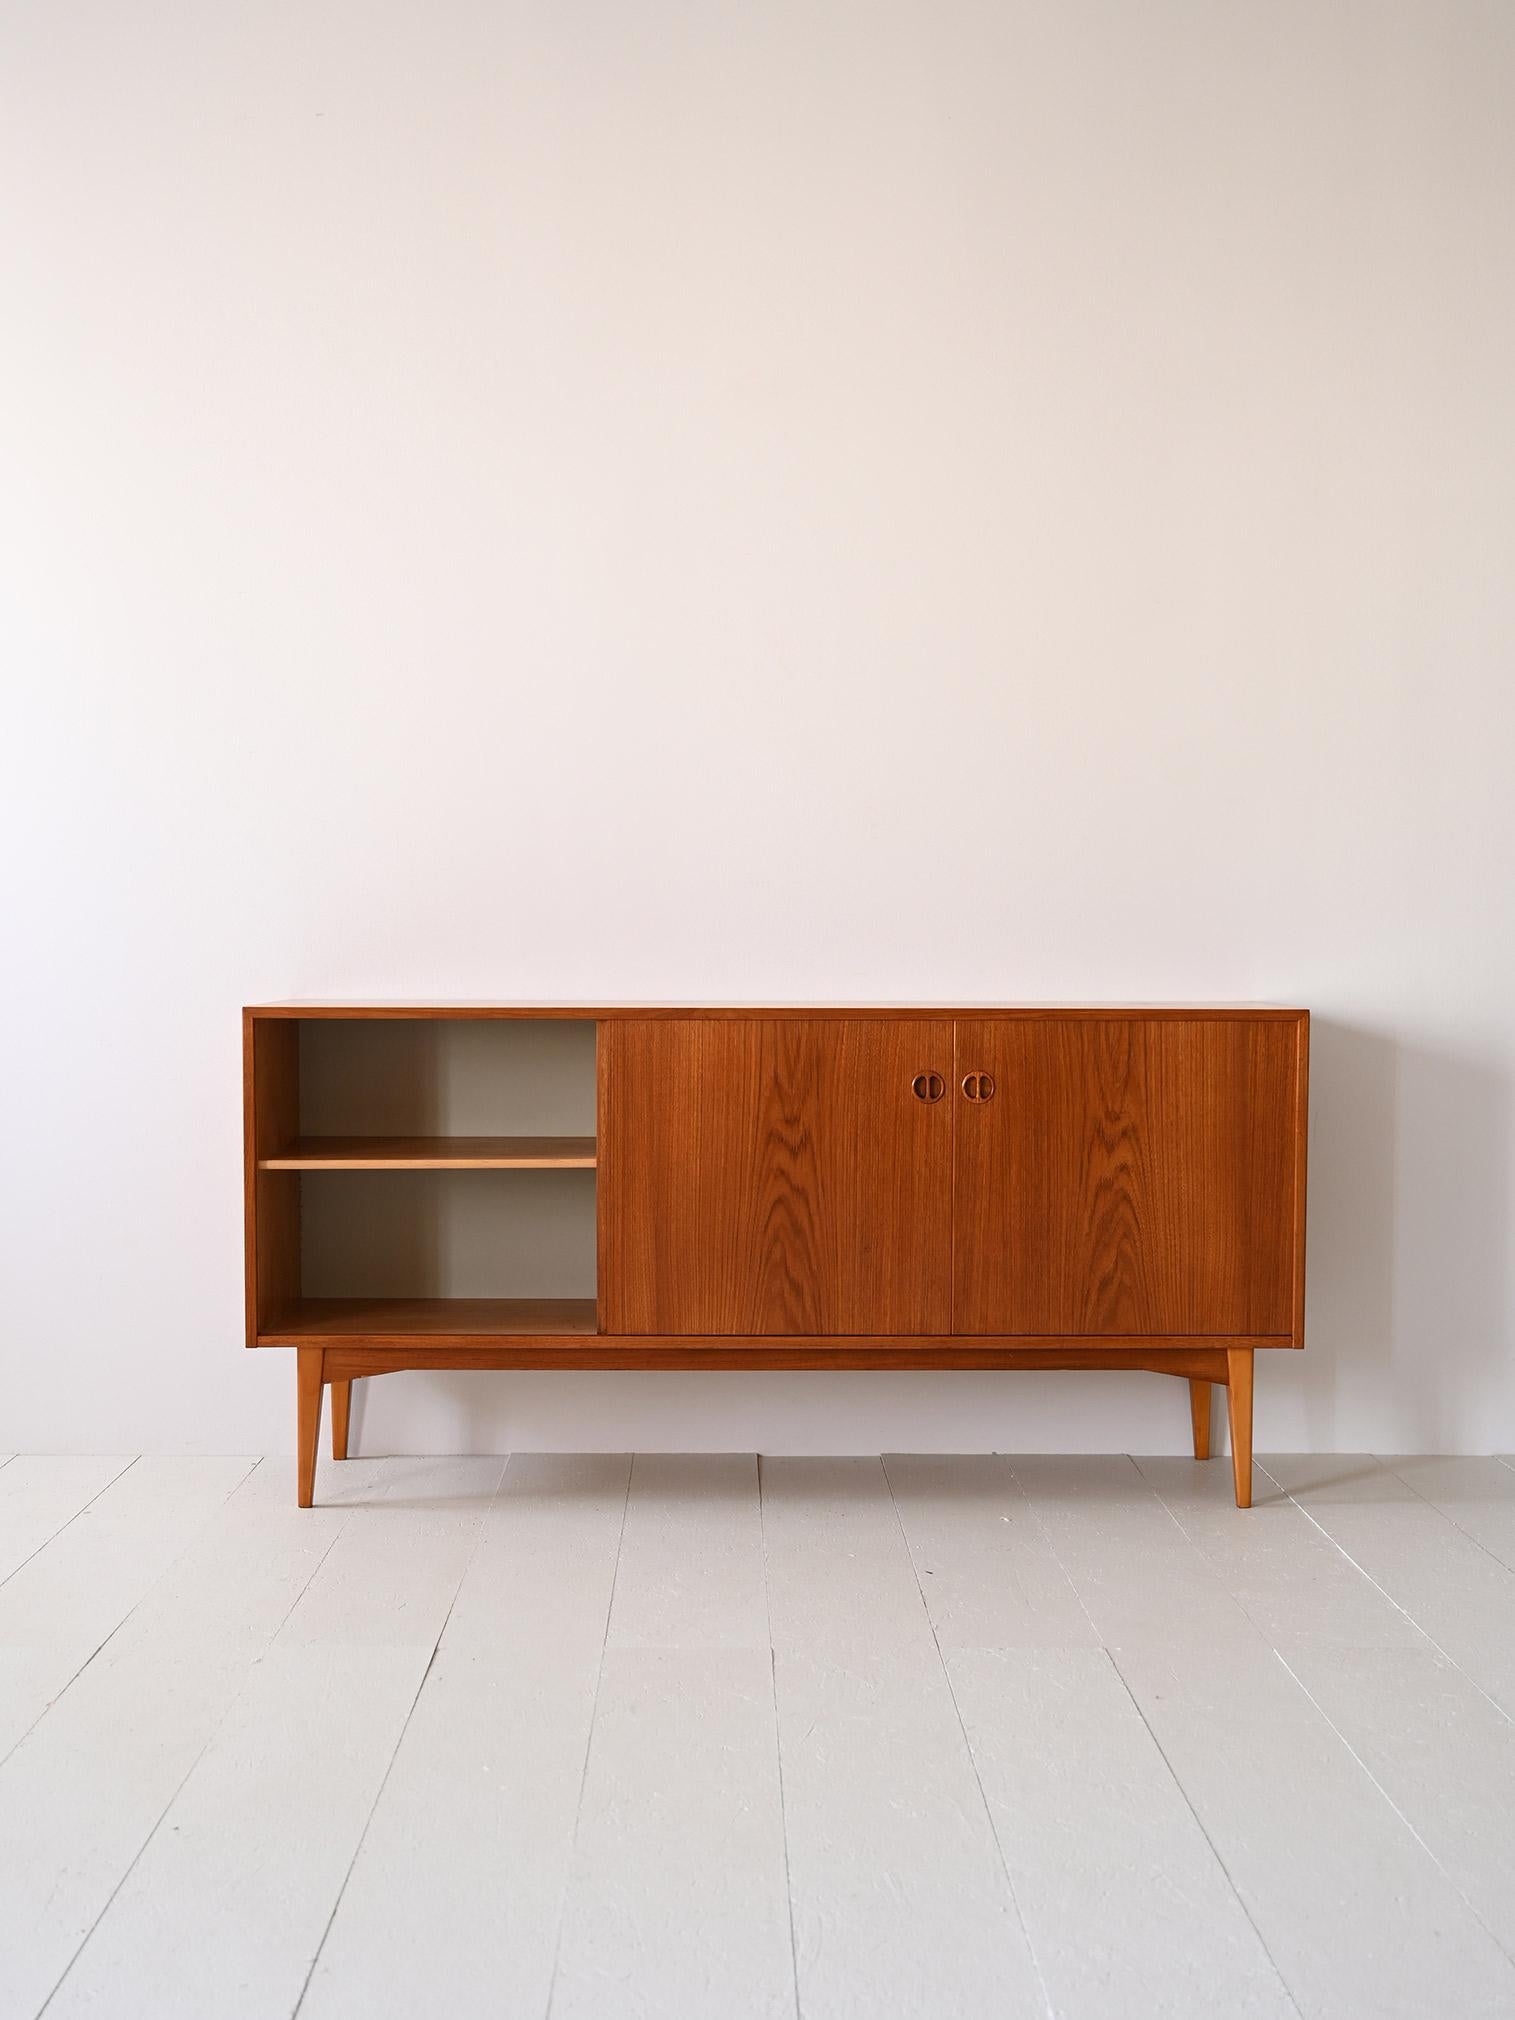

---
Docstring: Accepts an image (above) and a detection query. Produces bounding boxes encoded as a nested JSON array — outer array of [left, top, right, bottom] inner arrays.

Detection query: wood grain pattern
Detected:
[[244, 1013, 300, 1348], [313, 1341, 1240, 1376], [297, 1347, 323, 1509], [329, 1378, 352, 1460], [953, 1016, 1301, 1337], [599, 1019, 953, 1335], [1190, 1379, 1213, 1461], [248, 1003, 1308, 1021], [262, 1298, 599, 1342], [1227, 1347, 1254, 1509], [260, 1136, 596, 1170]]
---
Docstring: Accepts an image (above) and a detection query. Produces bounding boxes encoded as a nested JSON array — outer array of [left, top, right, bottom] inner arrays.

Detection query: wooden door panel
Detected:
[[953, 1018, 1299, 1336], [599, 1019, 953, 1335]]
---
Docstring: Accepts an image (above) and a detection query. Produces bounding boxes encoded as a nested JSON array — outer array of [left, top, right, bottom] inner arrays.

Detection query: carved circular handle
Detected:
[[912, 1071, 945, 1103], [961, 1071, 996, 1102]]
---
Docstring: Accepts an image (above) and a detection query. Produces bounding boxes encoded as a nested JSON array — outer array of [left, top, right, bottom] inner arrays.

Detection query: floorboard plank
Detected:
[[761, 1458, 1046, 2020], [1274, 1638, 1515, 1959], [42, 1458, 503, 2020], [1007, 1457, 1261, 1651], [547, 1453, 791, 2019], [948, 1646, 1294, 2019], [1260, 1454, 1515, 1718], [550, 1645, 794, 2020], [1135, 1455, 1427, 1649], [300, 1455, 630, 2020], [762, 1457, 933, 1657], [1380, 1456, 1515, 1573], [0, 1457, 136, 1587], [884, 1454, 1096, 1649], [0, 1459, 378, 2020], [607, 1453, 767, 1650], [0, 1457, 257, 1764], [1117, 1640, 1515, 2017]]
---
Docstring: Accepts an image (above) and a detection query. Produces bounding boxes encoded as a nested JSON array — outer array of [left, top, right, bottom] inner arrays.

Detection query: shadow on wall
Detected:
[[1387, 1029, 1511, 1448], [1300, 1017, 1511, 1452], [1294, 1017, 1397, 1451]]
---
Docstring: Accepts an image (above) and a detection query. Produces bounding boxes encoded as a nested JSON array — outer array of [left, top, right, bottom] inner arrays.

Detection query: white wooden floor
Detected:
[[4, 1454, 1515, 2020]]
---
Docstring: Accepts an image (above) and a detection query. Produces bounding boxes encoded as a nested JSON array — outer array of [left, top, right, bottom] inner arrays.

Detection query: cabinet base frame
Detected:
[[291, 1343, 1263, 1509]]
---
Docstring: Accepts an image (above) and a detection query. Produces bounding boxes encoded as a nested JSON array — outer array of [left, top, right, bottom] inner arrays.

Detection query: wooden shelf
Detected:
[[260, 1298, 598, 1343], [259, 1136, 596, 1170]]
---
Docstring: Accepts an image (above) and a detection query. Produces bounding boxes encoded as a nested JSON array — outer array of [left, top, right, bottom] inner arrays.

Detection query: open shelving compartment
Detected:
[[246, 1016, 598, 1342]]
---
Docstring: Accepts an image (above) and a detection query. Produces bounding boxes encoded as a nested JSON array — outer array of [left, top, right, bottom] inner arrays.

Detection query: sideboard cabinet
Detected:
[[243, 1006, 1308, 1508]]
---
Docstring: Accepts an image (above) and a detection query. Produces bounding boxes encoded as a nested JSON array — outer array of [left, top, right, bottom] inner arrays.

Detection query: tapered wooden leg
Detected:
[[297, 1348, 324, 1508], [1189, 1379, 1212, 1461], [1226, 1348, 1254, 1509], [330, 1378, 352, 1461]]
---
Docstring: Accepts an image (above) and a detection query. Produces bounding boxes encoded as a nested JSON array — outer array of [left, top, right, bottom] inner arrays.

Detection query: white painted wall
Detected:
[[3, 0, 1512, 1456]]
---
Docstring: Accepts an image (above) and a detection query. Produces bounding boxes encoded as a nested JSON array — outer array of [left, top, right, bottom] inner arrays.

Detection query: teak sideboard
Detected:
[[243, 1005, 1309, 1508]]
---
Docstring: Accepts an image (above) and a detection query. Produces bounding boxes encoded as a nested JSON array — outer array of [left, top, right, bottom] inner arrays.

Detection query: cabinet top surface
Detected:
[[245, 1002, 1309, 1020]]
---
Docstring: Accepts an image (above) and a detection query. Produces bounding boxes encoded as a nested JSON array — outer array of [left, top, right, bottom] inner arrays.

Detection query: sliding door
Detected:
[[599, 1018, 954, 1334]]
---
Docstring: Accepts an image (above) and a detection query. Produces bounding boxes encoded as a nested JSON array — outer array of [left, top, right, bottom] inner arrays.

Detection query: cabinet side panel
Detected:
[[954, 1017, 1297, 1336], [599, 1018, 953, 1334], [1293, 1011, 1310, 1346], [245, 1016, 300, 1342]]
